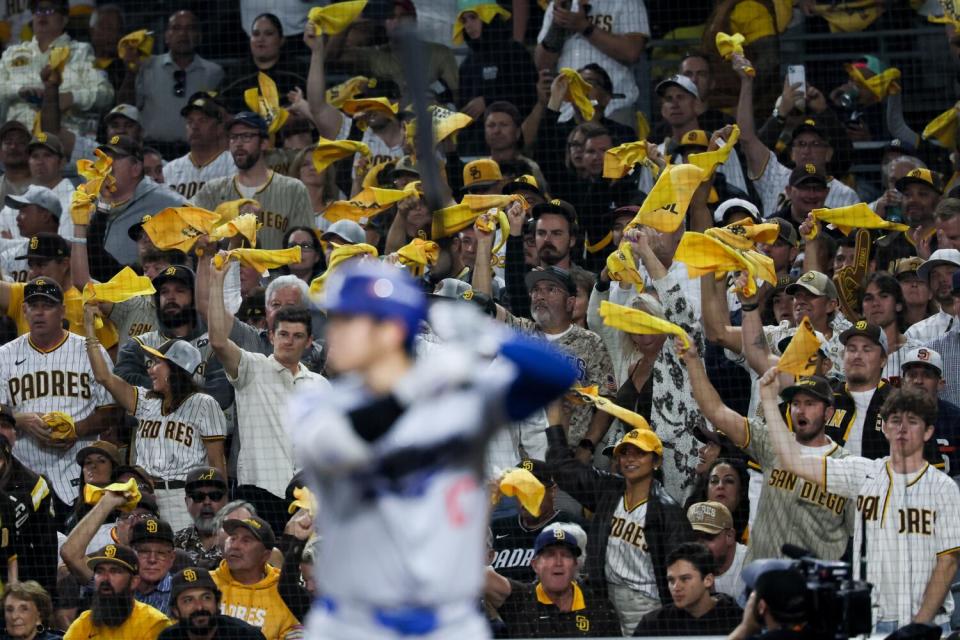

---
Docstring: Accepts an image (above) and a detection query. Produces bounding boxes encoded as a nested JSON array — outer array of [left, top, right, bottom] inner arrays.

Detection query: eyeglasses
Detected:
[[228, 132, 261, 143], [189, 490, 224, 503], [793, 140, 828, 150], [287, 242, 317, 252], [125, 512, 152, 521], [173, 70, 186, 98], [33, 7, 57, 16]]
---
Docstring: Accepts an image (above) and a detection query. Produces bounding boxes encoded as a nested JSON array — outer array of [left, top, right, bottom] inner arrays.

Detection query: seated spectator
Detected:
[[0, 121, 32, 203], [174, 467, 230, 571], [212, 517, 300, 639], [535, 0, 648, 127], [905, 249, 960, 342], [275, 227, 323, 285], [131, 11, 223, 156], [162, 92, 233, 200], [0, 0, 113, 138], [632, 542, 742, 636], [0, 134, 73, 242], [159, 567, 265, 640], [487, 526, 621, 637], [103, 104, 143, 143], [220, 13, 307, 114], [0, 186, 63, 282], [87, 4, 125, 93], [65, 439, 120, 535], [62, 544, 172, 639], [2, 580, 61, 640], [684, 458, 750, 544], [687, 501, 747, 600]]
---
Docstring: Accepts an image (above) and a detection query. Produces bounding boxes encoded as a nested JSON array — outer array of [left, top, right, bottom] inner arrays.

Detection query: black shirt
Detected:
[[158, 615, 267, 640], [496, 580, 621, 638], [632, 593, 743, 636], [489, 510, 583, 582]]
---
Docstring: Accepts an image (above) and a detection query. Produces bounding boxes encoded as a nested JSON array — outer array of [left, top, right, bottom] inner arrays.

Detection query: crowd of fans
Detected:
[[0, 0, 956, 638]]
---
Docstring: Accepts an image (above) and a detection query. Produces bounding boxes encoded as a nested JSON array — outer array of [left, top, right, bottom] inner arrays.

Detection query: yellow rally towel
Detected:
[[571, 385, 652, 432], [117, 29, 153, 68], [214, 198, 259, 225], [433, 203, 478, 239], [499, 469, 544, 517], [312, 138, 371, 173], [47, 46, 70, 73], [811, 202, 909, 235], [287, 486, 318, 517], [461, 193, 524, 213], [362, 160, 394, 189], [142, 207, 220, 252], [342, 97, 398, 118], [84, 479, 142, 512], [308, 1, 368, 35], [453, 3, 512, 44], [777, 316, 822, 376], [604, 141, 649, 180], [627, 164, 704, 233], [846, 64, 900, 100], [396, 238, 439, 277], [675, 232, 775, 297], [43, 411, 76, 440], [599, 300, 690, 349], [705, 219, 780, 251], [406, 105, 474, 148], [929, 13, 960, 29], [715, 32, 755, 76], [923, 106, 959, 149], [326, 76, 376, 109], [82, 266, 155, 305], [323, 186, 411, 224], [210, 213, 261, 248], [76, 149, 116, 197], [635, 111, 650, 143], [244, 72, 289, 136], [687, 125, 741, 179], [559, 67, 594, 121], [31, 112, 42, 139], [606, 242, 644, 288], [810, 0, 883, 32], [309, 243, 379, 296], [214, 247, 302, 276], [70, 184, 97, 226], [474, 209, 511, 257]]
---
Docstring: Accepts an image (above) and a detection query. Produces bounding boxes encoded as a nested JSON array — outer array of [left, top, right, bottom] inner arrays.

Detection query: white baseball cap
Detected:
[[916, 249, 960, 283], [655, 75, 700, 100], [713, 198, 761, 225], [105, 103, 142, 126], [141, 340, 202, 376], [5, 185, 62, 219], [901, 347, 943, 378]]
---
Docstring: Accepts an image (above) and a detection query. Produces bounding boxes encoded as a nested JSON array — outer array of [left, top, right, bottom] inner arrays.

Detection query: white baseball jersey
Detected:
[[334, 113, 406, 180], [825, 456, 960, 627], [539, 0, 650, 122], [130, 387, 226, 481], [752, 149, 861, 217], [604, 496, 659, 601], [163, 150, 237, 200], [0, 238, 28, 282], [0, 332, 114, 502], [637, 142, 747, 196]]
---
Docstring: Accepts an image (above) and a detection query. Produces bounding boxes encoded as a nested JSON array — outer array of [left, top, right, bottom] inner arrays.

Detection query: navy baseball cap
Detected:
[[226, 111, 269, 137], [171, 568, 220, 602], [322, 261, 426, 345], [525, 266, 576, 296], [533, 527, 581, 557], [23, 277, 64, 304], [16, 233, 70, 260]]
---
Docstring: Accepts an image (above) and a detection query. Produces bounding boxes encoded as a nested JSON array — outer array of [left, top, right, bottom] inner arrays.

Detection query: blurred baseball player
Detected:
[[287, 261, 577, 639]]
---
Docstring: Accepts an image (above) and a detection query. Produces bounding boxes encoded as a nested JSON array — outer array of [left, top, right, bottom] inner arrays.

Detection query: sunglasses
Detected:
[[189, 490, 224, 502], [173, 70, 186, 98]]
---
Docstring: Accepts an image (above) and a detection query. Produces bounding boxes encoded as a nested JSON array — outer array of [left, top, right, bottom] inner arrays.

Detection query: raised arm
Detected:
[[82, 305, 135, 412], [207, 254, 243, 379], [305, 29, 347, 141], [733, 54, 772, 179], [700, 274, 743, 352], [60, 491, 127, 581], [738, 280, 779, 375], [758, 367, 823, 483], [678, 339, 748, 445]]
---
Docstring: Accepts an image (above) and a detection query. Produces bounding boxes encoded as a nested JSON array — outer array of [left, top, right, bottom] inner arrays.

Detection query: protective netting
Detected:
[[0, 0, 958, 638]]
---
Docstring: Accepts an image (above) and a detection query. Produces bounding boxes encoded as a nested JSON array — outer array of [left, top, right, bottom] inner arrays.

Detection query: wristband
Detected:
[[70, 236, 88, 245], [577, 438, 596, 454], [740, 302, 759, 312]]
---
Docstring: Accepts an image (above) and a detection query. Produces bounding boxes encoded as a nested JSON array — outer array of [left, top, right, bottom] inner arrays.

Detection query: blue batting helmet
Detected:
[[322, 261, 426, 343]]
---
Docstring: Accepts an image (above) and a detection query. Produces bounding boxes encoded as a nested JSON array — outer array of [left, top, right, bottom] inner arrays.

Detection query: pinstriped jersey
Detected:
[[0, 332, 114, 502], [825, 456, 960, 627], [131, 387, 227, 481], [604, 497, 658, 600], [163, 150, 236, 200]]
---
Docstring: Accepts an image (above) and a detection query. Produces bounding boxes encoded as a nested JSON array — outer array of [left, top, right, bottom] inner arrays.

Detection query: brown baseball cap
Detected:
[[75, 440, 121, 467], [687, 501, 734, 534]]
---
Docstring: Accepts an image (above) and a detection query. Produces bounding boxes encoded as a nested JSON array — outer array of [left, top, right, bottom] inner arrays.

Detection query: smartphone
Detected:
[[786, 65, 806, 112]]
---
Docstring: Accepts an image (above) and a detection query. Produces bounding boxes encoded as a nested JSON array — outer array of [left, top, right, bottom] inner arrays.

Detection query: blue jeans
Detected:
[[874, 620, 951, 635]]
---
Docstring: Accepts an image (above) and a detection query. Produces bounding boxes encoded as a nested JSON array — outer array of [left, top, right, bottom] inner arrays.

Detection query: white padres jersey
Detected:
[[334, 113, 406, 180], [0, 238, 28, 282], [604, 496, 658, 600], [107, 296, 157, 345], [0, 332, 113, 502], [163, 150, 236, 200], [752, 149, 860, 217], [131, 387, 226, 480], [825, 456, 960, 627], [637, 142, 747, 195], [539, 0, 650, 122]]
